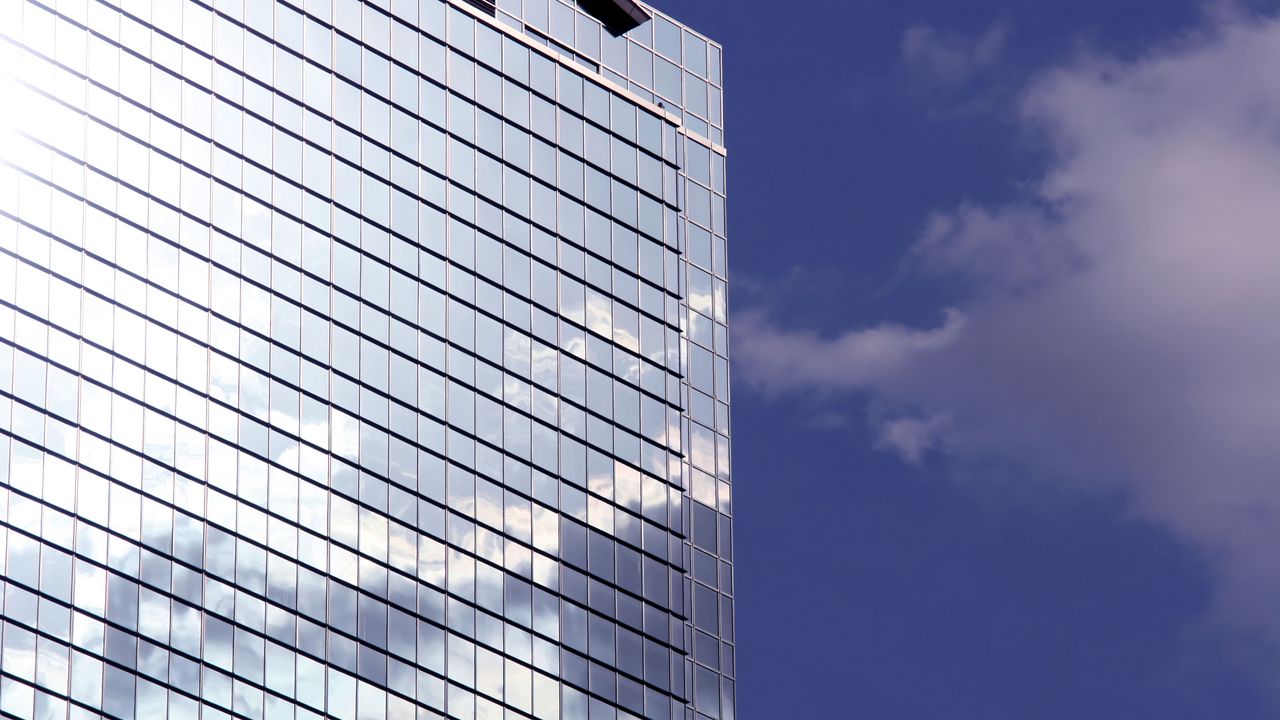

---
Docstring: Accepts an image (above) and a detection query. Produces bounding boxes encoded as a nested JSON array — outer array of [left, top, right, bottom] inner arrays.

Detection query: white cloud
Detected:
[[735, 308, 966, 396], [902, 21, 1010, 88], [740, 15, 1280, 663], [875, 413, 951, 465]]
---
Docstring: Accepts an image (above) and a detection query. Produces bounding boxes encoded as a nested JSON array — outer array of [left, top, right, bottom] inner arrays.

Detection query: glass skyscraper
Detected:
[[0, 0, 732, 718]]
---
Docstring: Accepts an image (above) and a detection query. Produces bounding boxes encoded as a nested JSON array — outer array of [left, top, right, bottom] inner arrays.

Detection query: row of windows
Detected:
[[2, 71, 696, 401], [0, 357, 699, 607], [0, 349, 733, 623], [0, 299, 735, 587], [0, 195, 712, 492], [6, 0, 725, 151], [0, 316, 736, 656], [5, 78, 742, 471], [0, 411, 716, 667], [8, 25, 720, 347], [0, 210, 732, 620], [17, 245, 683, 461], [96, 0, 683, 182], [12, 5, 691, 280], [0, 607, 693, 720], [0, 425, 734, 700], [0, 312, 700, 585], [214, 0, 683, 149], [10, 0, 731, 357], [0, 511, 700, 704], [12, 0, 711, 294], [26, 0, 682, 165], [0, 438, 733, 704]]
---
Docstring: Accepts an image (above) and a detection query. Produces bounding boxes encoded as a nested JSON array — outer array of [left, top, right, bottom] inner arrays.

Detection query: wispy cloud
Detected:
[[740, 14, 1280, 666], [735, 309, 965, 397], [901, 21, 1011, 89], [874, 413, 951, 466]]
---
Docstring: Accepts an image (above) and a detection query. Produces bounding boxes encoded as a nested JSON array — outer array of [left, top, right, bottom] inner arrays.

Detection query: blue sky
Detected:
[[651, 0, 1280, 716]]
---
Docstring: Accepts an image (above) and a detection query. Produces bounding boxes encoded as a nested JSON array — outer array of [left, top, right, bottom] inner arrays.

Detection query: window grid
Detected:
[[0, 0, 733, 717]]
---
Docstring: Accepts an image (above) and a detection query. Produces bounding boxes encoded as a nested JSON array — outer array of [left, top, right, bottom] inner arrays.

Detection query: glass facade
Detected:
[[0, 0, 731, 718]]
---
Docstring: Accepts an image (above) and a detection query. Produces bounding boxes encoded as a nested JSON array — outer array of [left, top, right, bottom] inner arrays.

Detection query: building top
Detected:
[[484, 0, 726, 148]]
